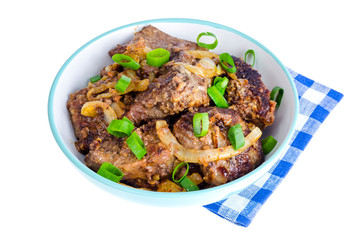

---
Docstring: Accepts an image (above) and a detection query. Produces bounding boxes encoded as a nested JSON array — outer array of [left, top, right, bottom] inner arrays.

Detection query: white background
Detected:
[[1, 0, 361, 239]]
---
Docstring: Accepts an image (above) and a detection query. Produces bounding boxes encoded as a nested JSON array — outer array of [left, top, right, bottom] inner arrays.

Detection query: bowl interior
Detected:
[[48, 19, 298, 206]]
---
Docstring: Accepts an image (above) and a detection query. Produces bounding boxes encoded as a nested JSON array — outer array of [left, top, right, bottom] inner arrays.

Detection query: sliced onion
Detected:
[[157, 179, 185, 192], [131, 78, 149, 92], [187, 50, 219, 59], [216, 64, 225, 75], [176, 57, 217, 78], [87, 77, 149, 100], [227, 72, 238, 80], [197, 57, 217, 71], [87, 82, 115, 100], [155, 120, 262, 165], [81, 101, 117, 124], [110, 102, 125, 118], [188, 172, 203, 186], [122, 38, 152, 63]]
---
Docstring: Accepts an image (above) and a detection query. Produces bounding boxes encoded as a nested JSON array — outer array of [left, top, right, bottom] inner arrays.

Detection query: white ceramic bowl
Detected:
[[48, 18, 299, 207]]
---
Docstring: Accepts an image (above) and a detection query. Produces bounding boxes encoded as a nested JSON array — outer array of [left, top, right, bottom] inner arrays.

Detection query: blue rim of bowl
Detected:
[[48, 18, 299, 201]]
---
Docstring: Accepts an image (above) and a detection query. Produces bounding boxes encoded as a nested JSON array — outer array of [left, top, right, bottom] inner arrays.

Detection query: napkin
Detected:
[[203, 68, 344, 227]]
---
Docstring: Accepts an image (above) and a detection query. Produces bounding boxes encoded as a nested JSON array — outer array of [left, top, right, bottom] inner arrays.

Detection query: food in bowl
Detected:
[[66, 25, 280, 192]]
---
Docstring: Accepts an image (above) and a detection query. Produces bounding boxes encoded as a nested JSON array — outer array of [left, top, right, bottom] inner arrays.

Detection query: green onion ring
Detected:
[[107, 117, 134, 138], [261, 136, 278, 155], [97, 162, 124, 183], [126, 132, 147, 160], [270, 86, 284, 107], [219, 53, 236, 73], [213, 76, 229, 95], [115, 75, 132, 93], [90, 75, 101, 83], [146, 48, 170, 67], [193, 112, 209, 138], [207, 86, 229, 108], [172, 162, 189, 183], [228, 123, 245, 150], [179, 176, 199, 191], [244, 49, 256, 68], [196, 32, 218, 50], [112, 54, 140, 70]]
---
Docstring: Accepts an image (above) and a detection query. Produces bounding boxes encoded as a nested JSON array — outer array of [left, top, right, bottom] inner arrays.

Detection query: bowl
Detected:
[[48, 18, 299, 207]]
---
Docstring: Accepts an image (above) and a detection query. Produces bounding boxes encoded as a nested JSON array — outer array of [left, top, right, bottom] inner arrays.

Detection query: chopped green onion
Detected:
[[90, 75, 101, 83], [193, 112, 209, 137], [172, 162, 199, 191], [213, 76, 229, 95], [146, 48, 170, 67], [107, 117, 134, 138], [115, 75, 132, 93], [97, 162, 124, 183], [261, 136, 277, 155], [207, 86, 229, 108], [219, 53, 236, 73], [179, 176, 199, 191], [172, 162, 189, 183], [112, 54, 140, 70], [196, 32, 218, 50], [270, 86, 284, 107], [244, 49, 256, 68], [228, 123, 245, 150], [126, 132, 147, 160]]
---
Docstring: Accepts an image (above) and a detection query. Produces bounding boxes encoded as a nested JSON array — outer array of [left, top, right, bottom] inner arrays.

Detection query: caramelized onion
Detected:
[[156, 120, 262, 165], [122, 38, 152, 63], [176, 57, 217, 78], [87, 77, 149, 100], [157, 179, 185, 192], [187, 50, 219, 59], [81, 101, 117, 124], [87, 82, 115, 100], [110, 102, 125, 118]]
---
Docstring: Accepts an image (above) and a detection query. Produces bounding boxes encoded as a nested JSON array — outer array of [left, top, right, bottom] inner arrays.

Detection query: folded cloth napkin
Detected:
[[203, 68, 344, 227]]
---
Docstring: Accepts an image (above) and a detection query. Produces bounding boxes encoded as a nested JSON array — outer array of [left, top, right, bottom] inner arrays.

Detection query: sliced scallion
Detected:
[[219, 53, 236, 73], [90, 75, 101, 83], [172, 162, 189, 183], [207, 86, 229, 108], [261, 136, 277, 155], [213, 76, 229, 95], [97, 162, 124, 183], [228, 123, 245, 150], [107, 117, 134, 138], [172, 162, 199, 191], [126, 132, 147, 160], [270, 86, 284, 107], [146, 48, 170, 67], [196, 32, 218, 50], [193, 112, 209, 137], [179, 176, 199, 191], [112, 54, 140, 70], [115, 75, 132, 93], [244, 49, 256, 68]]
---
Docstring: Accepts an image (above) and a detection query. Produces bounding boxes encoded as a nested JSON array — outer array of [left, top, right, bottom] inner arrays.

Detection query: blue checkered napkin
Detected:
[[203, 68, 343, 227]]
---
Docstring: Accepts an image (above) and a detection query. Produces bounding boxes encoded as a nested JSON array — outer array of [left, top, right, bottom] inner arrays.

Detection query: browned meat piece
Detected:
[[125, 63, 211, 125], [226, 57, 276, 128], [67, 88, 111, 153], [173, 107, 264, 186], [109, 25, 203, 62], [67, 67, 134, 153], [84, 121, 175, 189]]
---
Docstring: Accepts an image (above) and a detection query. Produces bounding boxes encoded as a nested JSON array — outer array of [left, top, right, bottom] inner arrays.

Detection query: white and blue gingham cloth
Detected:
[[203, 68, 344, 227]]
